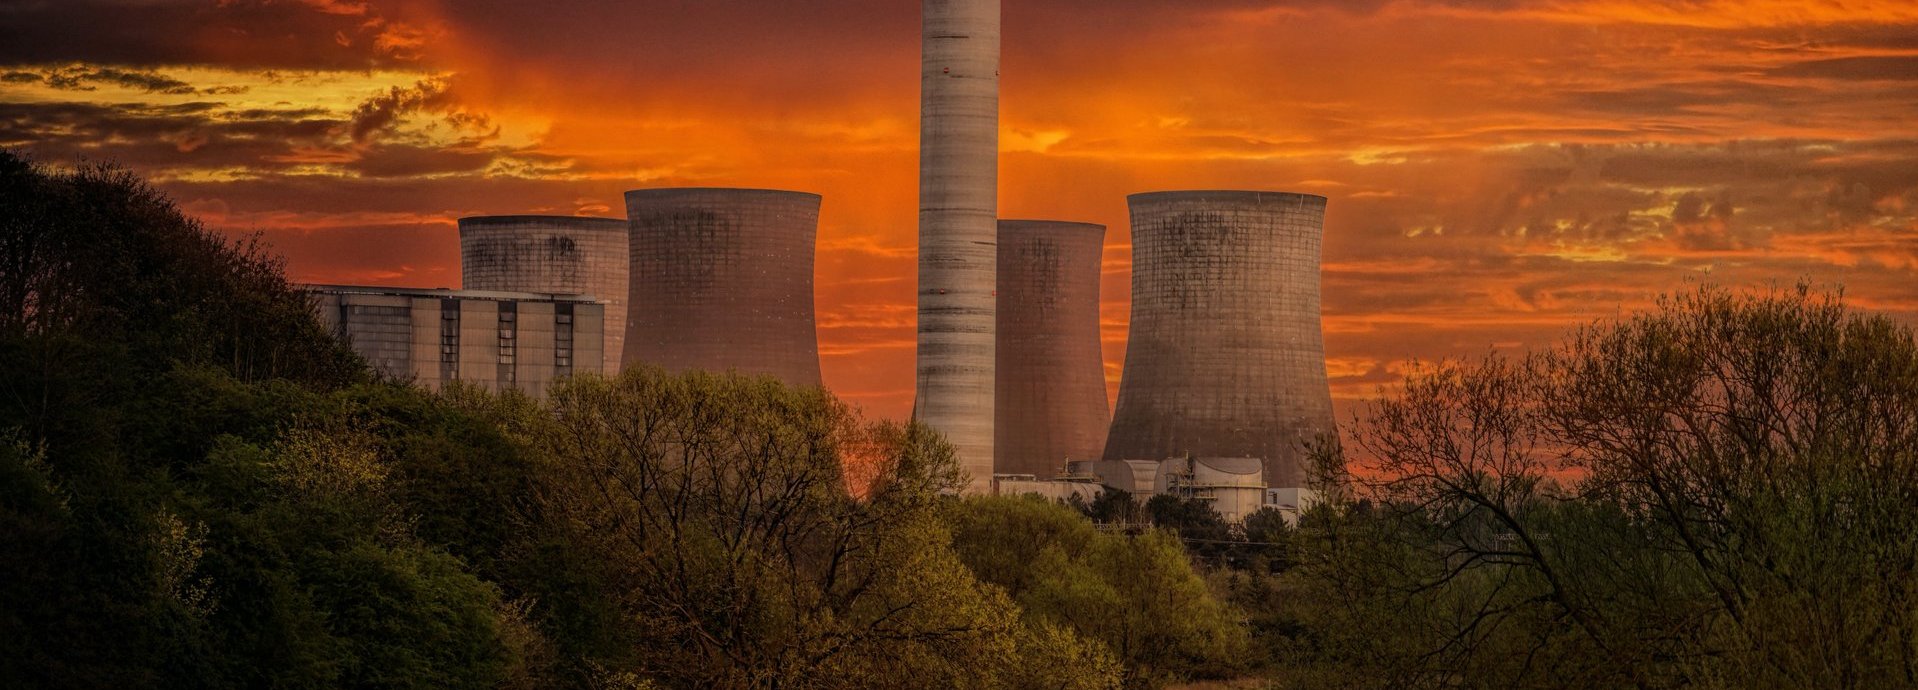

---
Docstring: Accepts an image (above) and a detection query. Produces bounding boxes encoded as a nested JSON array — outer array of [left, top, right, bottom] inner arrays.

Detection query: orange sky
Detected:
[[3, 0, 1915, 422]]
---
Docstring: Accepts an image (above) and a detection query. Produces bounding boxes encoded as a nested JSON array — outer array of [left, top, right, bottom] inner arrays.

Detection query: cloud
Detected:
[[0, 0, 440, 69], [346, 78, 455, 144], [1772, 55, 1918, 82], [7, 65, 202, 94], [6, 0, 1917, 419]]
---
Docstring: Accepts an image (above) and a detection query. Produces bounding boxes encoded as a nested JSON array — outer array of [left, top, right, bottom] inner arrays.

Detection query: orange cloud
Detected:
[[4, 0, 1915, 421]]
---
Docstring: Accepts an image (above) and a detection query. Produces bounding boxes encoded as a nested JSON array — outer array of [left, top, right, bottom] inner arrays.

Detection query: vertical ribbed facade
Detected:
[[1104, 191, 1335, 489], [623, 188, 822, 388], [996, 220, 1109, 478], [458, 215, 629, 373], [917, 0, 1000, 493]]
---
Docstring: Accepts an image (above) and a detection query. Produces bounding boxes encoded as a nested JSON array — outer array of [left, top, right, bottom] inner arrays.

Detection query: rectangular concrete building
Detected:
[[307, 284, 606, 398]]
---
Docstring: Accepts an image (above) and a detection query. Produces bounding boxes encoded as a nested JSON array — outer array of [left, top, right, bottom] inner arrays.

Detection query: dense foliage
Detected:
[[1261, 286, 1918, 689], [948, 496, 1248, 688]]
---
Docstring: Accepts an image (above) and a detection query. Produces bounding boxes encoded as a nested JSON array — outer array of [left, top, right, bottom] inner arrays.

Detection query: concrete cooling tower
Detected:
[[458, 215, 629, 373], [1103, 191, 1335, 489], [622, 188, 822, 388], [996, 220, 1110, 478], [916, 0, 1001, 493]]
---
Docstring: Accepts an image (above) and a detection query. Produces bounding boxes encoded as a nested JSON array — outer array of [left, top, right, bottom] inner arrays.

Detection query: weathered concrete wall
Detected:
[[308, 285, 602, 398], [623, 188, 822, 388], [458, 215, 629, 373], [917, 0, 1001, 493], [996, 220, 1109, 478], [1103, 191, 1336, 488], [313, 292, 413, 376]]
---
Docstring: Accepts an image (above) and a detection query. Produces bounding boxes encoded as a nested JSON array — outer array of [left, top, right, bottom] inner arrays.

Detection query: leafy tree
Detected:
[[1080, 487, 1146, 525], [1144, 493, 1235, 563], [949, 495, 1248, 688], [526, 367, 1112, 689], [0, 153, 521, 689], [1274, 285, 1918, 688], [1237, 507, 1296, 573]]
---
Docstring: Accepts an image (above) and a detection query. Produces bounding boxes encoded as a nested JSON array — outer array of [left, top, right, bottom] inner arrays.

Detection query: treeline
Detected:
[[8, 152, 1917, 689]]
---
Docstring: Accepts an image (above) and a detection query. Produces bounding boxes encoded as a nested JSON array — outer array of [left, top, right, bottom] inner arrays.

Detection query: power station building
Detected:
[[623, 188, 823, 388], [996, 220, 1110, 478], [992, 456, 1273, 525], [308, 284, 607, 398], [916, 0, 1001, 493], [1103, 191, 1336, 489], [458, 215, 629, 373]]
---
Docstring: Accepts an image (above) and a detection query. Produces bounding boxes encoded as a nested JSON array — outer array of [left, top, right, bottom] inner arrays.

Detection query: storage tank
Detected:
[[623, 188, 822, 388], [458, 215, 628, 372], [1103, 191, 1335, 488], [996, 220, 1109, 478], [916, 0, 1001, 493]]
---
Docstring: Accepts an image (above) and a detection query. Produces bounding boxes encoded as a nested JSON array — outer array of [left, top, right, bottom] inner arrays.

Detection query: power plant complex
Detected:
[[307, 0, 1335, 523]]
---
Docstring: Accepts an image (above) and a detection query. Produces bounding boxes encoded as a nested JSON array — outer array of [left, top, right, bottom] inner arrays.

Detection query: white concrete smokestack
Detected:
[[915, 0, 1000, 493]]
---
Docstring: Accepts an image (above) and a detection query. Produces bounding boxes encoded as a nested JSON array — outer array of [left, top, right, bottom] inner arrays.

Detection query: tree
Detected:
[[1080, 488, 1145, 526], [1277, 285, 1918, 688], [0, 154, 522, 689], [527, 367, 1109, 689], [1237, 507, 1296, 573], [948, 495, 1248, 688], [1144, 493, 1233, 562]]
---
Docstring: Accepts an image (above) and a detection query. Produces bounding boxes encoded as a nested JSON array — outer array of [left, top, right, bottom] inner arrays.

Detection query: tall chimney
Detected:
[[916, 0, 1000, 492]]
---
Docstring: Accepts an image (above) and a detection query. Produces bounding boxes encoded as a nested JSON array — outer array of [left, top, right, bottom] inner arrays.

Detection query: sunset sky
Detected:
[[3, 0, 1915, 421]]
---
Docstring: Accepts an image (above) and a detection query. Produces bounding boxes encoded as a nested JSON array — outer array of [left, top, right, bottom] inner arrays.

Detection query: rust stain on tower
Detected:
[[623, 188, 822, 388], [996, 220, 1110, 478], [458, 215, 629, 373], [1104, 191, 1336, 488]]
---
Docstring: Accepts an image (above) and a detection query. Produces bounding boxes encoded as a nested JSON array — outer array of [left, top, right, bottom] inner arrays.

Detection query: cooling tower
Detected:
[[917, 0, 1001, 493], [458, 215, 629, 373], [996, 220, 1110, 478], [1103, 191, 1335, 489], [622, 188, 822, 388]]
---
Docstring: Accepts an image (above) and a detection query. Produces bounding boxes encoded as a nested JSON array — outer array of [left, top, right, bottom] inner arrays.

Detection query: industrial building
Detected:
[[458, 215, 629, 373], [916, 0, 1001, 493], [1103, 191, 1336, 489], [996, 220, 1110, 477], [623, 188, 823, 388], [308, 284, 606, 398], [992, 456, 1274, 525]]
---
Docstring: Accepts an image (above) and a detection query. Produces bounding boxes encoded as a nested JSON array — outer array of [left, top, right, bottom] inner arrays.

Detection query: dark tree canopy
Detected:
[[1268, 285, 1918, 689], [0, 151, 363, 390]]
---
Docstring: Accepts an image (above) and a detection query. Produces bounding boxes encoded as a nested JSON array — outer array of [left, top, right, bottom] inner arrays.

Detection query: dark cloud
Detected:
[[346, 78, 458, 144], [1772, 55, 1918, 81], [1561, 80, 1803, 115], [0, 0, 432, 69], [24, 65, 199, 93], [1669, 191, 1739, 250], [344, 144, 495, 178]]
